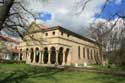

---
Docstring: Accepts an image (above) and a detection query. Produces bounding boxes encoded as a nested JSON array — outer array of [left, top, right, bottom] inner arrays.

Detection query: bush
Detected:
[[0, 59, 26, 64]]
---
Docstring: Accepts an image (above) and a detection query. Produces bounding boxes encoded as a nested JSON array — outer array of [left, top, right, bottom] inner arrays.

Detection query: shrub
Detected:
[[0, 59, 26, 64]]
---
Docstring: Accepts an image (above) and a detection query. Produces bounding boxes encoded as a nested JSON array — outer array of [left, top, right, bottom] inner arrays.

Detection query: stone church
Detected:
[[17, 22, 103, 66]]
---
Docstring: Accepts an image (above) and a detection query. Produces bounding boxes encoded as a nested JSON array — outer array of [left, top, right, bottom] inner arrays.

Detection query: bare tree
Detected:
[[75, 0, 125, 65], [0, 0, 45, 39]]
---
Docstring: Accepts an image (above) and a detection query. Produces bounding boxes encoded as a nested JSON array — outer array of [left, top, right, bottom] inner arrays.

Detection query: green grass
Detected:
[[0, 64, 125, 83], [90, 64, 125, 71]]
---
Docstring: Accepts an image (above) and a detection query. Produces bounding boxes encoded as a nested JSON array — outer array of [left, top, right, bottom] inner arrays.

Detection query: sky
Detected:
[[1, 0, 124, 37], [22, 0, 123, 35]]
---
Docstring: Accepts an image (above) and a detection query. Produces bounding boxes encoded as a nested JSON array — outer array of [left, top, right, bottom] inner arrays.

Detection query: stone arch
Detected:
[[35, 47, 40, 63], [43, 47, 48, 64], [30, 48, 34, 63], [50, 46, 56, 64], [20, 49, 23, 60], [58, 47, 63, 65], [65, 48, 69, 63]]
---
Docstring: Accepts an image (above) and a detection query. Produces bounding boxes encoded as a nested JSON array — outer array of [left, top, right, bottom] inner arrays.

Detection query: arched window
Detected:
[[83, 48, 85, 58], [87, 48, 89, 59], [78, 46, 80, 59], [91, 49, 93, 59]]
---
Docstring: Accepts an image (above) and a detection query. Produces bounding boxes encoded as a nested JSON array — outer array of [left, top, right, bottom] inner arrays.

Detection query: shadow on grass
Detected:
[[0, 66, 64, 83], [86, 72, 125, 83]]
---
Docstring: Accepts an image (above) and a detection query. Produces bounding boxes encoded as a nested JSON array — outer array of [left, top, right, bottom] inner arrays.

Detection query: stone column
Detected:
[[28, 51, 31, 63], [62, 51, 65, 65], [41, 51, 44, 64], [22, 51, 25, 61], [98, 49, 101, 64], [18, 52, 20, 61], [24, 51, 27, 61], [55, 50, 59, 65], [47, 50, 51, 64], [96, 49, 100, 64], [26, 51, 30, 64], [84, 48, 88, 67], [38, 50, 42, 64], [26, 51, 28, 64], [92, 49, 95, 63], [33, 48, 36, 64], [89, 49, 91, 61]]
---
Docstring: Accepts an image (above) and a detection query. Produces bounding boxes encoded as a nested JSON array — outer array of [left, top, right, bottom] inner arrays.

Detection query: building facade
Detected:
[[17, 22, 103, 66], [0, 35, 19, 60]]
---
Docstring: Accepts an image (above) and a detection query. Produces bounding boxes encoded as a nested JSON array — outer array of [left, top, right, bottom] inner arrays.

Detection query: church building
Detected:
[[17, 22, 103, 66]]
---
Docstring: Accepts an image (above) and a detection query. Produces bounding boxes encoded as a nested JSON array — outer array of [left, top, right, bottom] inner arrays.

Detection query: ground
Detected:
[[0, 64, 125, 83]]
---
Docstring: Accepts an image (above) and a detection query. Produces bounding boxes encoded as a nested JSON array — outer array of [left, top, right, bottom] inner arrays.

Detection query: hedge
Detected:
[[0, 59, 26, 64]]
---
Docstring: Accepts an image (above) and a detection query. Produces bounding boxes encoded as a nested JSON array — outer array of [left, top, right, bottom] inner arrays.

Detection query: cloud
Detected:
[[22, 0, 121, 35], [115, 0, 122, 4]]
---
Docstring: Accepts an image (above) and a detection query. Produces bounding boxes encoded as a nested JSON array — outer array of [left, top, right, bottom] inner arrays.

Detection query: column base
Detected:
[[33, 61, 36, 64], [62, 62, 65, 66], [47, 61, 51, 64], [55, 62, 58, 65]]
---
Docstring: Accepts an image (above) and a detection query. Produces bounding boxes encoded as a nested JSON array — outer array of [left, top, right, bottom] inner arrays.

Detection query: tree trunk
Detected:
[[0, 0, 15, 30]]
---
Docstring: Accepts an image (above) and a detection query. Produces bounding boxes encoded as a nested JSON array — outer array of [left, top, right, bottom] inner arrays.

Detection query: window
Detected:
[[61, 32, 63, 36], [45, 33, 48, 36], [78, 46, 80, 59], [97, 50, 99, 60], [94, 49, 96, 56], [52, 32, 55, 35], [83, 48, 85, 58], [91, 49, 93, 59], [67, 34, 70, 37], [87, 48, 89, 59]]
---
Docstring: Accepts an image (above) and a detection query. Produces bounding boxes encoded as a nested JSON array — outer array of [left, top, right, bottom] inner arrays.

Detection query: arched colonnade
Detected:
[[19, 46, 70, 65]]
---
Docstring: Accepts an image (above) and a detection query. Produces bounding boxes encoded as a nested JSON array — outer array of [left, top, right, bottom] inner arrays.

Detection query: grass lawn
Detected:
[[90, 64, 125, 71], [0, 64, 125, 83]]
